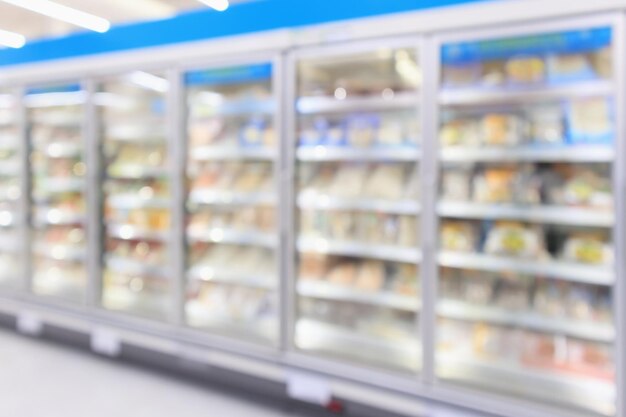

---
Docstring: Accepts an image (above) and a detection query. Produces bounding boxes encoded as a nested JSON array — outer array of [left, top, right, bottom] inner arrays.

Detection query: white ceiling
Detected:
[[0, 0, 249, 41]]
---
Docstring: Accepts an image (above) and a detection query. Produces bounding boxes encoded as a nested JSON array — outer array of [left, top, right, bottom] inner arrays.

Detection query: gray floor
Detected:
[[0, 329, 305, 417]]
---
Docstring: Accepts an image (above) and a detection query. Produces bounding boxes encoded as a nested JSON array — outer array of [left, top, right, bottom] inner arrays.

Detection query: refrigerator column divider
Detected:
[[169, 67, 186, 327], [281, 51, 297, 353], [17, 86, 31, 295], [419, 34, 441, 386], [85, 78, 102, 307], [611, 12, 626, 417]]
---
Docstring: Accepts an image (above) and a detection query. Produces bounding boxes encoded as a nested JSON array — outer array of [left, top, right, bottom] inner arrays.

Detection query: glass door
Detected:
[[27, 84, 87, 301], [293, 44, 422, 371], [435, 26, 616, 415], [184, 62, 278, 344], [0, 89, 23, 290], [98, 71, 171, 320]]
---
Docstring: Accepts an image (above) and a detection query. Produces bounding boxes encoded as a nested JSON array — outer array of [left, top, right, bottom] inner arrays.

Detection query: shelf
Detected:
[[189, 99, 274, 118], [439, 80, 613, 106], [31, 113, 83, 127], [188, 189, 275, 206], [297, 92, 418, 114], [296, 318, 420, 370], [189, 146, 276, 161], [187, 265, 275, 290], [35, 142, 83, 158], [297, 146, 420, 162], [436, 354, 614, 416], [34, 178, 83, 193], [33, 242, 85, 263], [438, 202, 613, 227], [105, 125, 166, 142], [298, 236, 420, 264], [297, 193, 419, 215], [438, 251, 613, 285], [438, 299, 614, 343], [34, 209, 84, 226], [107, 165, 169, 179], [298, 279, 419, 311], [106, 255, 169, 279], [187, 227, 277, 248], [107, 194, 170, 210], [107, 223, 169, 242], [440, 144, 613, 163]]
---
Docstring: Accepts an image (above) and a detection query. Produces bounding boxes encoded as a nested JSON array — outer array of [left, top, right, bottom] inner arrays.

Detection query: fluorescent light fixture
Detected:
[[0, 28, 25, 49], [0, 0, 110, 33], [197, 0, 229, 12], [128, 71, 169, 93]]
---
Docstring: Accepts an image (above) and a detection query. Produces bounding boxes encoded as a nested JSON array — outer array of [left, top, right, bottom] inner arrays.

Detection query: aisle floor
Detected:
[[0, 329, 307, 417]]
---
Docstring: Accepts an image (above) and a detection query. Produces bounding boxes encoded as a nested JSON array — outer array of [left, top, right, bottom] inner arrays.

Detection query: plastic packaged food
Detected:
[[442, 64, 480, 87], [567, 98, 613, 144], [506, 56, 545, 83], [562, 233, 613, 265], [354, 260, 385, 292], [378, 116, 405, 147], [363, 165, 405, 200], [473, 167, 515, 203], [484, 221, 545, 258], [327, 261, 357, 286], [440, 119, 481, 147], [529, 105, 564, 144], [481, 114, 523, 146], [346, 115, 378, 148], [442, 169, 471, 202], [329, 165, 368, 198], [440, 221, 477, 252], [562, 168, 612, 208], [547, 53, 594, 83], [299, 253, 329, 279], [391, 264, 419, 296]]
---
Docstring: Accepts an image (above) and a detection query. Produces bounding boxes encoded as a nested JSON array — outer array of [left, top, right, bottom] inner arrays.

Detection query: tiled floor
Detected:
[[0, 329, 302, 417]]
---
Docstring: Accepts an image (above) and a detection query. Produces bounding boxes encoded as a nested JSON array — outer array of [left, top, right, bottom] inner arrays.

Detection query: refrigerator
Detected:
[[434, 23, 617, 415], [291, 41, 422, 371], [97, 71, 172, 320], [27, 83, 88, 302], [0, 89, 23, 290], [183, 61, 279, 343]]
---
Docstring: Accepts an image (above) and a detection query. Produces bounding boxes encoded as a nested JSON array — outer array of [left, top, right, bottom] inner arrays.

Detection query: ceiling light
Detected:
[[197, 0, 230, 12], [127, 71, 169, 93], [0, 0, 110, 33], [0, 28, 25, 49]]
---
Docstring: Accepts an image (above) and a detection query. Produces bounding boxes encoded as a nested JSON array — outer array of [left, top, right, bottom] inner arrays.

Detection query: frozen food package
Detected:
[[397, 215, 418, 247], [473, 167, 516, 203], [528, 105, 564, 145], [404, 165, 420, 199], [363, 165, 405, 200], [329, 165, 368, 198], [233, 163, 270, 191], [480, 114, 523, 146], [463, 272, 495, 304], [547, 53, 594, 83], [493, 277, 530, 310], [506, 56, 545, 84], [327, 261, 357, 286], [346, 115, 378, 148], [298, 253, 329, 279], [300, 164, 336, 195], [440, 221, 477, 252], [325, 123, 345, 147], [590, 46, 612, 79], [534, 280, 568, 318], [442, 64, 480, 87], [567, 98, 613, 144], [566, 284, 595, 322], [391, 264, 419, 296], [189, 119, 224, 147], [354, 260, 386, 292], [562, 233, 613, 265], [329, 211, 354, 241], [378, 116, 405, 147], [240, 117, 266, 147], [561, 168, 612, 208], [440, 119, 481, 147], [484, 221, 545, 258], [300, 117, 329, 147], [442, 169, 471, 202]]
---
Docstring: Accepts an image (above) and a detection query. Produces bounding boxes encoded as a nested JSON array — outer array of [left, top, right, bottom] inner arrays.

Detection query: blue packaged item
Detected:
[[325, 120, 346, 147], [239, 116, 267, 147], [546, 53, 596, 84], [566, 97, 614, 145], [299, 117, 329, 147], [345, 114, 379, 148]]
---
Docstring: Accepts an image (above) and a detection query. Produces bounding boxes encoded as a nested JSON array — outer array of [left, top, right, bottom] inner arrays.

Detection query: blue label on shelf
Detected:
[[185, 63, 272, 86], [442, 27, 612, 64], [26, 83, 82, 95]]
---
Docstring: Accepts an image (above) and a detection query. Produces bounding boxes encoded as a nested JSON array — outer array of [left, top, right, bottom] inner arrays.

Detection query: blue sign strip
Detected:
[[26, 83, 82, 95], [0, 0, 487, 68], [185, 63, 272, 86], [442, 27, 612, 64]]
